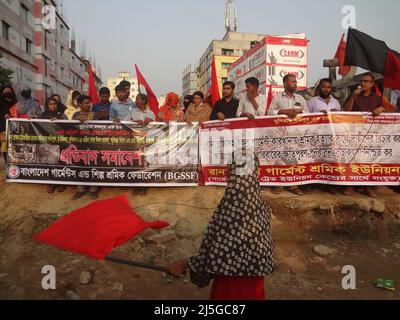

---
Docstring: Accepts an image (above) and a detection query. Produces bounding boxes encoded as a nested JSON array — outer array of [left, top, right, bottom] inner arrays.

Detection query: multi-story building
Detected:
[[228, 34, 309, 98], [0, 0, 37, 92], [107, 72, 139, 102], [197, 31, 265, 95], [0, 0, 102, 105], [182, 64, 199, 96], [69, 41, 86, 94]]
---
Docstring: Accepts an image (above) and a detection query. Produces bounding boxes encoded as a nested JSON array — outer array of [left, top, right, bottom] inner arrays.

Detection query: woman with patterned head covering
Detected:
[[158, 92, 185, 123], [167, 154, 275, 300], [16, 85, 41, 118]]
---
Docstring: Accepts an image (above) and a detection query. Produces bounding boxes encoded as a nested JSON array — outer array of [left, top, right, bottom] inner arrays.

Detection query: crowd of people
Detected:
[[1, 72, 399, 200]]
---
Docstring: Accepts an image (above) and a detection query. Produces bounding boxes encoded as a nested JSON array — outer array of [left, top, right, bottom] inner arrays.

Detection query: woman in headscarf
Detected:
[[0, 85, 17, 161], [40, 97, 67, 194], [16, 85, 41, 118], [183, 94, 193, 113], [64, 90, 81, 120], [167, 155, 275, 300], [185, 91, 212, 124], [158, 92, 185, 123], [51, 94, 67, 113], [41, 97, 67, 120]]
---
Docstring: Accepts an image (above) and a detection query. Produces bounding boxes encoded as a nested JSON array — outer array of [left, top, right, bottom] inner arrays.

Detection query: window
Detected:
[[250, 41, 258, 48], [60, 24, 65, 41], [2, 21, 10, 41], [222, 49, 234, 56], [60, 45, 64, 57], [44, 57, 48, 77], [61, 67, 64, 79], [21, 4, 29, 23], [222, 63, 232, 69], [44, 30, 50, 50], [25, 38, 32, 55]]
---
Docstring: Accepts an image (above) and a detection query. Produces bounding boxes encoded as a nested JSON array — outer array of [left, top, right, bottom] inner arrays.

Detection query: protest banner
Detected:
[[200, 113, 400, 186], [6, 120, 199, 187]]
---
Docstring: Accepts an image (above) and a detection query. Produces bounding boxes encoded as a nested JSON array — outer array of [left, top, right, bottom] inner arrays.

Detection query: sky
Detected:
[[64, 0, 400, 96]]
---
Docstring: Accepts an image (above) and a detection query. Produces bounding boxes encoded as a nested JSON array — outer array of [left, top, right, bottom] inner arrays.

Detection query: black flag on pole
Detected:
[[344, 28, 400, 74]]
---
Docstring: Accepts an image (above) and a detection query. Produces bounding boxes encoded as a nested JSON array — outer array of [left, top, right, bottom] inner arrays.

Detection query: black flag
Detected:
[[344, 28, 400, 74]]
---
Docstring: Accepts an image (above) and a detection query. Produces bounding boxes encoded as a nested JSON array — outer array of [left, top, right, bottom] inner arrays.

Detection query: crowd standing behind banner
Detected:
[[0, 72, 398, 199]]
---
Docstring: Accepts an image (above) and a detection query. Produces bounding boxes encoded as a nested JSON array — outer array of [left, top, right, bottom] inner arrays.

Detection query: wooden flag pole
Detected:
[[105, 255, 170, 274]]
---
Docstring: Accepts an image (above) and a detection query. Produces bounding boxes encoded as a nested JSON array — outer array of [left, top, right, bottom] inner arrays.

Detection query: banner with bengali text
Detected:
[[6, 120, 199, 187], [200, 113, 400, 186]]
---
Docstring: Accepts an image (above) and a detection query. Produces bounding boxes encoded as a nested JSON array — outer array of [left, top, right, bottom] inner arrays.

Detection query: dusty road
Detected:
[[0, 170, 399, 300]]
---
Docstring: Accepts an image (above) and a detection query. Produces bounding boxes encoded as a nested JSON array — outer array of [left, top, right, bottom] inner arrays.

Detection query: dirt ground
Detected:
[[0, 163, 400, 300]]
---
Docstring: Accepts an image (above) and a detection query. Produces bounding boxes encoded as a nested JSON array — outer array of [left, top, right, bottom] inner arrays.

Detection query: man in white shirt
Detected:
[[268, 74, 308, 117], [307, 78, 341, 113], [237, 77, 267, 119], [124, 94, 155, 126], [268, 74, 308, 196], [112, 80, 134, 105]]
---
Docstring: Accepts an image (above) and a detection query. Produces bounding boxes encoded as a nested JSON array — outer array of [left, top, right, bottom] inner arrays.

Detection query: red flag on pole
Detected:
[[87, 64, 100, 105], [265, 84, 273, 115], [135, 65, 160, 118], [334, 34, 351, 77], [210, 56, 221, 108], [33, 195, 169, 260], [383, 51, 400, 90]]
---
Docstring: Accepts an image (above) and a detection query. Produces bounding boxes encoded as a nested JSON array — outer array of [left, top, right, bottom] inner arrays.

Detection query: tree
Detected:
[[0, 51, 14, 85]]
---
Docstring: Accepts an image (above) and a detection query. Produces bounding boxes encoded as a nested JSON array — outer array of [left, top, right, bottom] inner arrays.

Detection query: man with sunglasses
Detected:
[[344, 73, 385, 116], [343, 73, 385, 198]]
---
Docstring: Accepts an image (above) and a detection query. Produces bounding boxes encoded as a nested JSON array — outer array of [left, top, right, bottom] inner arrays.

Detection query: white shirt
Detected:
[[236, 93, 267, 118], [124, 106, 155, 122], [307, 96, 342, 113], [268, 92, 309, 115]]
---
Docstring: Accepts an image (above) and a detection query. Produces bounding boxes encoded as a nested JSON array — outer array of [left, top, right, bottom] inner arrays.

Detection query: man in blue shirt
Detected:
[[93, 87, 112, 120], [109, 84, 134, 121]]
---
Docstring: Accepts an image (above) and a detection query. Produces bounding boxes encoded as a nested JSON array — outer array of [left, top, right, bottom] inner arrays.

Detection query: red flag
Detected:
[[265, 84, 273, 115], [33, 195, 169, 260], [210, 56, 221, 108], [87, 64, 100, 105], [334, 34, 351, 77], [383, 51, 400, 90], [135, 65, 160, 118]]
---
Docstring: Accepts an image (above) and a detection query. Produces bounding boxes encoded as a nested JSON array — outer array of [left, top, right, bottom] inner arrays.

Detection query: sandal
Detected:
[[47, 186, 56, 194], [365, 187, 377, 198], [290, 186, 304, 196], [342, 186, 354, 196], [271, 187, 283, 195], [90, 192, 99, 200], [72, 192, 86, 200]]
